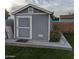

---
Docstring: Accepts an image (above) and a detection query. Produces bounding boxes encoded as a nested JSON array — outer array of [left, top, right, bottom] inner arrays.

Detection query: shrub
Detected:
[[50, 31, 61, 42], [53, 25, 60, 32]]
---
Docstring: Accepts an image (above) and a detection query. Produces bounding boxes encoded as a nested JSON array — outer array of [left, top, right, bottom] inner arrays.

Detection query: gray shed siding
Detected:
[[17, 8, 28, 13], [33, 8, 46, 13], [32, 14, 48, 42], [15, 14, 49, 42]]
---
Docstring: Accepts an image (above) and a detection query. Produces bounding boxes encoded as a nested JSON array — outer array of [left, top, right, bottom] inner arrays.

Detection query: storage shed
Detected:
[[12, 4, 52, 42]]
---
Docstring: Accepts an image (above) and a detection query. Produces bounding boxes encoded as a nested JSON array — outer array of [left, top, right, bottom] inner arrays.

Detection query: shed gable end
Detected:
[[17, 8, 28, 13], [17, 6, 46, 14]]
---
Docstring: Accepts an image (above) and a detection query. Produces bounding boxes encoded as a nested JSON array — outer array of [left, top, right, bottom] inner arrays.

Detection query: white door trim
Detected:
[[16, 16, 32, 39]]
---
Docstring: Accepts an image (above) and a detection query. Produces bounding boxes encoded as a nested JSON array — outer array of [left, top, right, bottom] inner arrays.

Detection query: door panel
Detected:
[[18, 18, 30, 27], [19, 28, 30, 37]]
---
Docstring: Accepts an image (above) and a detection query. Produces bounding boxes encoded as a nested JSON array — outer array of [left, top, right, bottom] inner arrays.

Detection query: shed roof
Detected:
[[12, 4, 53, 14]]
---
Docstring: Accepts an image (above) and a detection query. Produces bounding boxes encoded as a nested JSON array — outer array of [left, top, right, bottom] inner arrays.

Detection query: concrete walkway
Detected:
[[5, 34, 72, 51]]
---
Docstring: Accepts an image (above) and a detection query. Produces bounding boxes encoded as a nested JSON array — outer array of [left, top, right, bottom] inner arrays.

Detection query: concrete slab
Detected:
[[5, 33, 72, 51]]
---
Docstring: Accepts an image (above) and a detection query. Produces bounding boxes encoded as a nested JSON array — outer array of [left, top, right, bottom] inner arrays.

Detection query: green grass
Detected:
[[5, 32, 74, 59]]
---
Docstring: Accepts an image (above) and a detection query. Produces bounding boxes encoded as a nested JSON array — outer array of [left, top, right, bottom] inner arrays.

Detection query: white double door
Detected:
[[16, 16, 32, 39]]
